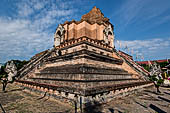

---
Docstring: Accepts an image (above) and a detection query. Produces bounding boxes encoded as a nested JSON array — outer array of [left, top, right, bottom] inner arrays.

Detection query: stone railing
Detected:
[[17, 48, 55, 78], [116, 51, 149, 80]]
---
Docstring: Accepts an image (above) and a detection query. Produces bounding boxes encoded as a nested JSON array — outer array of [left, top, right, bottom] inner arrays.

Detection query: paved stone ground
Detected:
[[0, 84, 74, 113], [102, 86, 170, 113], [0, 84, 170, 113]]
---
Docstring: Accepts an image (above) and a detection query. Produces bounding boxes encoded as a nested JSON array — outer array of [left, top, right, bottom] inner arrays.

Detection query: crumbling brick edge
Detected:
[[14, 81, 153, 111]]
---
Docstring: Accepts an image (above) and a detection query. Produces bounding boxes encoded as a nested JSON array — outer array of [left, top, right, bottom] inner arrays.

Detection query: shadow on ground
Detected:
[[149, 104, 166, 113], [158, 96, 170, 103], [108, 108, 123, 113], [143, 90, 159, 95], [164, 91, 170, 95], [83, 101, 103, 113], [8, 88, 24, 92]]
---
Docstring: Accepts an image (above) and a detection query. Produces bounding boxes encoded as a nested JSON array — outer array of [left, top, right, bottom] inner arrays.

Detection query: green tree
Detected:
[[140, 64, 150, 71], [0, 65, 8, 91], [158, 61, 169, 68]]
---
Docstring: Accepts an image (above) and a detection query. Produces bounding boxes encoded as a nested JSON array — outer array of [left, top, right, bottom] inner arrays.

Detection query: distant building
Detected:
[[137, 59, 169, 65]]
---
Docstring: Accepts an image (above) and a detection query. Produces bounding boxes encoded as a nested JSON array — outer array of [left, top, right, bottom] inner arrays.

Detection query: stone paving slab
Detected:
[[102, 86, 170, 113]]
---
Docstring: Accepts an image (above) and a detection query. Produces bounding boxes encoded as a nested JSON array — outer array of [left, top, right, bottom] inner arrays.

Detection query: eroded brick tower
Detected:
[[16, 7, 151, 111]]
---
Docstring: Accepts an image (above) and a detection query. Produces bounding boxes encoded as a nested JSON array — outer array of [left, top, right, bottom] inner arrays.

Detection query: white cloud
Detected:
[[17, 2, 34, 17], [33, 2, 45, 10], [0, 17, 52, 62], [116, 38, 170, 60], [0, 0, 94, 63], [0, 0, 81, 63]]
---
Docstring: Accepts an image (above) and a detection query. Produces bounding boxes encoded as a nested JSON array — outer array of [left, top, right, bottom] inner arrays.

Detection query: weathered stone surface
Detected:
[[81, 6, 109, 25], [16, 7, 150, 110]]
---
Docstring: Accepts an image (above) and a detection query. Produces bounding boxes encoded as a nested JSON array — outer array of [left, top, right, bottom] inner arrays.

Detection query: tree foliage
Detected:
[[149, 75, 164, 86], [140, 64, 150, 71], [0, 65, 7, 80], [158, 61, 169, 68]]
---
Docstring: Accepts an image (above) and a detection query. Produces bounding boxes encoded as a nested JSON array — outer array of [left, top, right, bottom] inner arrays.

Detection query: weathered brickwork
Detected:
[[17, 7, 151, 111], [65, 22, 106, 41]]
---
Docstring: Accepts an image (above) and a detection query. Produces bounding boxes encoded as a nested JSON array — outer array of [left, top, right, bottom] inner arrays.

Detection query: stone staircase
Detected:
[[17, 48, 55, 79]]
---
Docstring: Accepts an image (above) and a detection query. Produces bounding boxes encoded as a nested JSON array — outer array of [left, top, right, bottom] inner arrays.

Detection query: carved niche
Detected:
[[54, 24, 65, 46], [103, 24, 114, 47]]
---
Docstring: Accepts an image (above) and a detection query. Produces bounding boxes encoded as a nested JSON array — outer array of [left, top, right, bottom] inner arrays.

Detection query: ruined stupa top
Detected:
[[81, 6, 110, 25], [63, 6, 112, 27], [55, 7, 115, 48]]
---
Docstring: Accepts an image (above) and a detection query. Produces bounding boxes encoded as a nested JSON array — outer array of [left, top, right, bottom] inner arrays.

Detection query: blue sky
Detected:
[[0, 0, 170, 63]]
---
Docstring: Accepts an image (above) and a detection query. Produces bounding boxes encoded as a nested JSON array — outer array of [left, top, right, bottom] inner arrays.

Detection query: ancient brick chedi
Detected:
[[16, 7, 151, 106]]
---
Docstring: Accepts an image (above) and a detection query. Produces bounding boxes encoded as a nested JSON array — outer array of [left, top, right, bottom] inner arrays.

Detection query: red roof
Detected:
[[137, 59, 169, 65]]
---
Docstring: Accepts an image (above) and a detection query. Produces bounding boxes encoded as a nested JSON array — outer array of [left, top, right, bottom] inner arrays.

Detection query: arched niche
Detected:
[[54, 24, 65, 46], [103, 24, 114, 47]]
